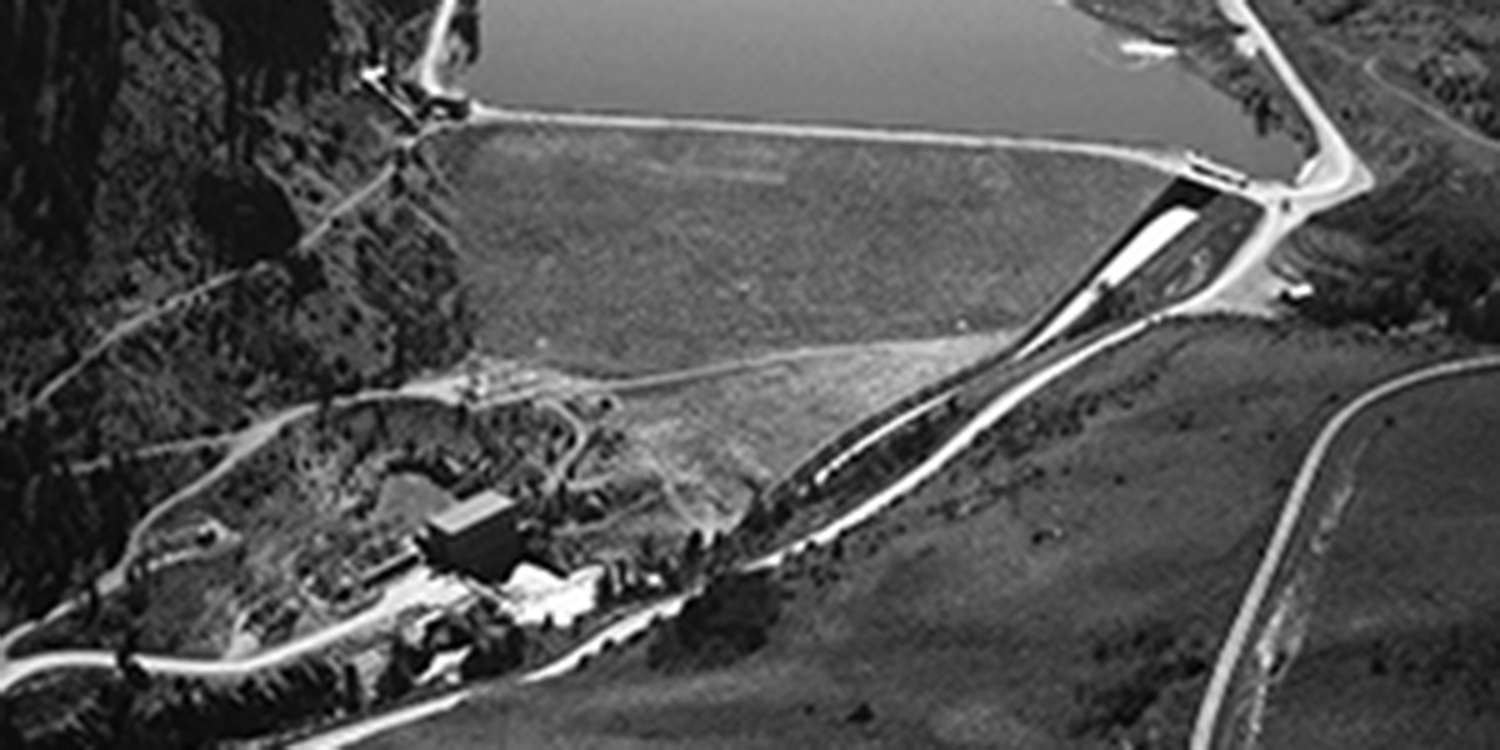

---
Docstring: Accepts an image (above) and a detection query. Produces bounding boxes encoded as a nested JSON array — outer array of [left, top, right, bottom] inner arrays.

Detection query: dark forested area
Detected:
[[647, 572, 782, 673], [1295, 0, 1500, 139], [200, 0, 348, 158], [1290, 151, 1500, 341], [0, 419, 148, 630], [13, 657, 357, 749], [0, 0, 472, 637], [192, 166, 302, 269], [0, 0, 152, 379]]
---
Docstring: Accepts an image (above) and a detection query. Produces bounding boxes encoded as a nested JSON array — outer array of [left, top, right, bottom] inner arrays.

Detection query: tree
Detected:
[[374, 636, 424, 702], [647, 572, 782, 673], [200, 0, 346, 158], [0, 697, 23, 749], [459, 626, 526, 680], [190, 166, 300, 269], [679, 530, 705, 578], [115, 632, 152, 692], [341, 663, 364, 714]]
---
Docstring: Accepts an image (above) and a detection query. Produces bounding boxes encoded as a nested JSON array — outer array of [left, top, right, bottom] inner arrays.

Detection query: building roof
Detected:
[[428, 489, 518, 535]]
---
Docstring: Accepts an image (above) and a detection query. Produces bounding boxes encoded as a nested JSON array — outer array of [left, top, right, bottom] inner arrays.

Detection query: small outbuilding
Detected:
[[423, 490, 523, 582]]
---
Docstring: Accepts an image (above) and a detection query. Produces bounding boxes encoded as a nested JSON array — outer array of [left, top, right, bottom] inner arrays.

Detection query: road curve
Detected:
[[0, 570, 469, 695], [0, 0, 1377, 743], [291, 314, 1165, 750], [276, 0, 1358, 744], [1175, 0, 1375, 318], [1189, 353, 1500, 749]]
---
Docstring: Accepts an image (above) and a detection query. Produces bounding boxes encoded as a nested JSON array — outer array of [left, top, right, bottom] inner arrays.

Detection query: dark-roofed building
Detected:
[[423, 490, 523, 582]]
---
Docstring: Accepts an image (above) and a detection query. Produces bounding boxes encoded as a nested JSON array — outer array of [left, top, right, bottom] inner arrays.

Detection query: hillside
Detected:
[[0, 0, 467, 638], [358, 319, 1466, 750], [427, 123, 1172, 375]]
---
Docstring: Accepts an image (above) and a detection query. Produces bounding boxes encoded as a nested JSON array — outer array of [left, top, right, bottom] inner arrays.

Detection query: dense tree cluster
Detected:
[[1292, 0, 1373, 26], [22, 657, 356, 749], [646, 572, 782, 673], [1414, 53, 1500, 139], [0, 0, 163, 406], [0, 418, 147, 630], [717, 398, 966, 565], [1290, 153, 1500, 341], [190, 166, 301, 269], [1, 0, 157, 267], [450, 0, 482, 65], [200, 0, 350, 158]]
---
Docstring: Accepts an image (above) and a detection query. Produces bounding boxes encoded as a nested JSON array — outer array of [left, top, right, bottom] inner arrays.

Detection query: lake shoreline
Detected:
[[454, 0, 1302, 178]]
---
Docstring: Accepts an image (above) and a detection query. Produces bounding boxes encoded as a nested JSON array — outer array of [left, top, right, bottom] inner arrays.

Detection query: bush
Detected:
[[191, 167, 300, 269], [647, 572, 781, 673]]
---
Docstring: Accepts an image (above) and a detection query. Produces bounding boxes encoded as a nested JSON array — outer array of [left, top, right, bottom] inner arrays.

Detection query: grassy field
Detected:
[[357, 318, 1461, 749], [15, 332, 1010, 658], [1259, 369, 1500, 749], [424, 122, 1171, 376], [550, 334, 1017, 567]]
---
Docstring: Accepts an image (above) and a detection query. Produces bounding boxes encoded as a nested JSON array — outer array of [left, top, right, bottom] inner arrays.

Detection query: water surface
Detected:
[[462, 0, 1301, 178]]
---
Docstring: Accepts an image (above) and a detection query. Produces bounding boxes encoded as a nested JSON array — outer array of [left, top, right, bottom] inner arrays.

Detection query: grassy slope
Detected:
[[1261, 370, 1500, 749], [556, 334, 1019, 557], [426, 123, 1170, 376], [361, 319, 1459, 750]]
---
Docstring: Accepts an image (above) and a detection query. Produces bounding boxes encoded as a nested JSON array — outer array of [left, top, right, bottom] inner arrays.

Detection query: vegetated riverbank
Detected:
[[455, 0, 1300, 177], [1073, 0, 1315, 157], [353, 317, 1465, 750], [1257, 369, 1500, 748], [1289, 0, 1500, 144], [1080, 0, 1500, 350], [422, 121, 1172, 376], [1226, 0, 1500, 345]]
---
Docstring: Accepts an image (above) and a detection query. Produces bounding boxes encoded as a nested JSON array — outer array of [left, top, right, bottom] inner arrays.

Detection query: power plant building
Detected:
[[424, 490, 523, 582]]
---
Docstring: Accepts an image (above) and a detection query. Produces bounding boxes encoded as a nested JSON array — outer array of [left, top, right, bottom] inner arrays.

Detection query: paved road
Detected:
[[1183, 2, 1398, 743], [416, 0, 463, 97], [1015, 205, 1201, 360], [0, 570, 470, 695], [1189, 354, 1500, 750], [263, 0, 1389, 744], [292, 317, 1164, 749], [0, 2, 1381, 747], [1174, 0, 1375, 319]]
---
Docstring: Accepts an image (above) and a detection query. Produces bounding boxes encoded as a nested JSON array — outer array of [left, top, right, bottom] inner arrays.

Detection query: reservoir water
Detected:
[[459, 0, 1302, 178]]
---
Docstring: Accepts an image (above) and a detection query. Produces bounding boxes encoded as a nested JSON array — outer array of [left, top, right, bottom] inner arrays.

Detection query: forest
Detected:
[[1291, 149, 1500, 341]]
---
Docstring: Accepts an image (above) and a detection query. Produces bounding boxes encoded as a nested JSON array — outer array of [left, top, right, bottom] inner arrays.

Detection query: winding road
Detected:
[[301, 0, 1388, 745], [0, 570, 471, 694], [4, 164, 397, 432], [1189, 354, 1500, 750], [0, 1, 1418, 749]]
